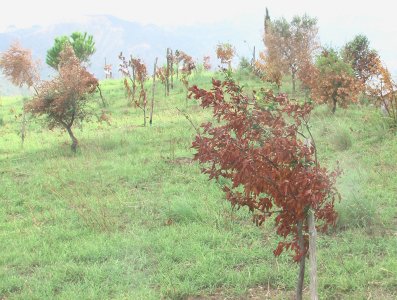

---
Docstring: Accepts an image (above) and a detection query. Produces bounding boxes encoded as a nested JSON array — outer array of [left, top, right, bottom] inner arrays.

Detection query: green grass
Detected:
[[1, 70, 396, 299]]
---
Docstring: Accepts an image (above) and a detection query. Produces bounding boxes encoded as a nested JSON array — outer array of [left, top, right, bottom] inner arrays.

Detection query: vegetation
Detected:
[[1, 8, 397, 300], [216, 43, 235, 70], [302, 48, 362, 113], [1, 71, 396, 299], [263, 14, 319, 94], [46, 32, 95, 70], [342, 34, 380, 84], [26, 45, 99, 152], [189, 75, 340, 298]]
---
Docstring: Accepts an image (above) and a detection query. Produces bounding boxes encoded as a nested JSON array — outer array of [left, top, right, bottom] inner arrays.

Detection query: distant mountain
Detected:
[[0, 15, 263, 95]]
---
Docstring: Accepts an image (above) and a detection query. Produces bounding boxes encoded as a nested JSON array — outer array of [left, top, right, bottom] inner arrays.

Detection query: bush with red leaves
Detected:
[[189, 76, 340, 262]]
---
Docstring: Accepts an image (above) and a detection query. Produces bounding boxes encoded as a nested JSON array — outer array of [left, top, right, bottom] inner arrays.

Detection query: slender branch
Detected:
[[176, 107, 200, 135]]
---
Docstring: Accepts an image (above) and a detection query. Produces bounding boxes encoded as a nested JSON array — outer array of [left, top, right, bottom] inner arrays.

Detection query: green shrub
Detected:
[[336, 192, 377, 230], [331, 128, 352, 151], [167, 199, 203, 223]]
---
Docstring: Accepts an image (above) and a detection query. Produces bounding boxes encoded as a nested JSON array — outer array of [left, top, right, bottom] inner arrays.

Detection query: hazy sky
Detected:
[[1, 0, 396, 73]]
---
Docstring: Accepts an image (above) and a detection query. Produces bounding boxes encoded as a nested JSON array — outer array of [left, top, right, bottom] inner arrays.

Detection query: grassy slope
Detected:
[[0, 70, 396, 299]]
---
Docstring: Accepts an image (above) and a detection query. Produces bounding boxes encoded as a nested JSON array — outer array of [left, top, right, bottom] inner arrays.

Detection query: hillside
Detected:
[[0, 70, 396, 299], [0, 15, 261, 95]]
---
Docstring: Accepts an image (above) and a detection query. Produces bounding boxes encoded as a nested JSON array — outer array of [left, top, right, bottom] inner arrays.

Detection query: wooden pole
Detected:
[[296, 220, 305, 300], [150, 57, 158, 126], [308, 210, 318, 300], [166, 48, 170, 96], [170, 49, 174, 89]]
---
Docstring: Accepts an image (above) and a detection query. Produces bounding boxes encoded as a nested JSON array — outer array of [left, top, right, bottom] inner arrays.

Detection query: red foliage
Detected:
[[189, 77, 340, 261], [178, 51, 196, 95], [119, 52, 149, 125], [25, 45, 98, 151], [366, 60, 397, 124]]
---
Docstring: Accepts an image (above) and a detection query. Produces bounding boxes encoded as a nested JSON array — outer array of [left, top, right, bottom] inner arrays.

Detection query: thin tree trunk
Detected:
[[166, 48, 170, 96], [66, 126, 78, 153], [292, 71, 296, 97], [21, 98, 27, 147], [150, 57, 158, 126], [332, 98, 337, 114], [308, 210, 318, 300], [143, 107, 146, 127], [170, 49, 174, 89], [296, 220, 306, 300], [97, 85, 107, 107]]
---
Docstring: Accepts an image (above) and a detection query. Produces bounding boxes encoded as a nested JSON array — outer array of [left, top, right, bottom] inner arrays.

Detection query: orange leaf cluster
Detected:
[[366, 60, 397, 123], [0, 41, 40, 89], [216, 43, 235, 68], [254, 52, 283, 90], [301, 51, 363, 113]]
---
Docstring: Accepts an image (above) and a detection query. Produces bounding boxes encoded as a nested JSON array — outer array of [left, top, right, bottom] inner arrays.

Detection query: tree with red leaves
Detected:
[[264, 14, 319, 95], [302, 48, 363, 113], [366, 60, 397, 126], [254, 51, 283, 92], [25, 45, 98, 152], [119, 53, 148, 126], [0, 41, 41, 145], [189, 74, 340, 299], [0, 41, 40, 92], [216, 43, 235, 70], [178, 51, 196, 102]]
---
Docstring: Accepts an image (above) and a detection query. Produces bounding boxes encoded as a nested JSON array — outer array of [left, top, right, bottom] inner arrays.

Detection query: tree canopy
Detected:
[[264, 14, 319, 93], [341, 34, 380, 84], [46, 32, 95, 70], [303, 48, 362, 113], [0, 41, 40, 90], [27, 45, 98, 152]]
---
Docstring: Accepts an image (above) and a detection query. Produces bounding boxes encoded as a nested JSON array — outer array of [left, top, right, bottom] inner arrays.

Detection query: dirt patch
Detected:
[[167, 157, 193, 165], [186, 285, 302, 300]]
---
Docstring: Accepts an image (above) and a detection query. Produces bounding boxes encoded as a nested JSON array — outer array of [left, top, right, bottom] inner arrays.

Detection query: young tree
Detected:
[[254, 51, 283, 92], [203, 56, 211, 71], [342, 35, 379, 84], [156, 66, 167, 96], [174, 50, 182, 79], [264, 14, 320, 94], [304, 49, 362, 113], [366, 61, 397, 125], [25, 45, 98, 152], [189, 75, 340, 300], [166, 48, 174, 93], [120, 54, 148, 126], [179, 52, 196, 102], [46, 32, 95, 70], [216, 43, 235, 70], [119, 52, 137, 106], [0, 41, 40, 145], [0, 41, 40, 92], [150, 57, 158, 126]]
